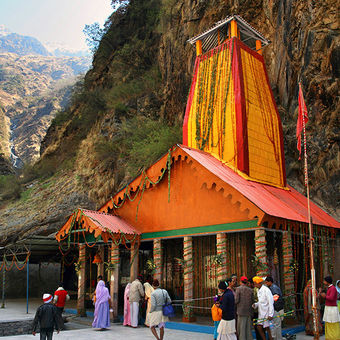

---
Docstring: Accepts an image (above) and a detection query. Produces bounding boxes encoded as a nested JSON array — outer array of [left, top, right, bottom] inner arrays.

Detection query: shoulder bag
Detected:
[[162, 289, 175, 317]]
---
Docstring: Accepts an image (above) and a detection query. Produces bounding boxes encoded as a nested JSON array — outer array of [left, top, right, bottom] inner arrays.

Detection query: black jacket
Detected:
[[32, 303, 62, 332], [268, 283, 284, 312], [219, 289, 235, 321]]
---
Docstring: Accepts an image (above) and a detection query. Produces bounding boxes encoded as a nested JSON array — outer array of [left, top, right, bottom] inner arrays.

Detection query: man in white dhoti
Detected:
[[252, 276, 274, 340], [129, 275, 144, 328]]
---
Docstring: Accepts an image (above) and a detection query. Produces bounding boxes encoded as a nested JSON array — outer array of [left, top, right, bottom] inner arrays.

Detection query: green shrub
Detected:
[[121, 116, 182, 176], [0, 175, 21, 200], [94, 137, 121, 168]]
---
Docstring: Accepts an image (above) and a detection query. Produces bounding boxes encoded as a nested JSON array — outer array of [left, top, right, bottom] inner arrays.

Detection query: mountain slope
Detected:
[[0, 0, 338, 245], [0, 32, 50, 56]]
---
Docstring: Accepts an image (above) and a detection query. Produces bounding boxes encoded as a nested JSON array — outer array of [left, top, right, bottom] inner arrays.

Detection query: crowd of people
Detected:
[[30, 274, 340, 340], [212, 274, 340, 340], [123, 275, 172, 340]]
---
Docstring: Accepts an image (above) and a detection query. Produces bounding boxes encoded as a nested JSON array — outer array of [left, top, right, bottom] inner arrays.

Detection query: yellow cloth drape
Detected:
[[187, 42, 237, 168], [241, 48, 284, 187], [186, 39, 286, 188]]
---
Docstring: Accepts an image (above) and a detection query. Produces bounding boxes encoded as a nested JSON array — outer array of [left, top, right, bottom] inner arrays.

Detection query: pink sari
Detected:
[[123, 283, 131, 326]]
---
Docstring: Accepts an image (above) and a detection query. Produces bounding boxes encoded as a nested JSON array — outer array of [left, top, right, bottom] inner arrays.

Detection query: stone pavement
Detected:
[[0, 299, 326, 339], [0, 325, 214, 339], [0, 324, 327, 340]]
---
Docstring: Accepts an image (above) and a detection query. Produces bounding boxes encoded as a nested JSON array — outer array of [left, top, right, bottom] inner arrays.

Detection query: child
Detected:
[[32, 293, 62, 339], [211, 295, 222, 340]]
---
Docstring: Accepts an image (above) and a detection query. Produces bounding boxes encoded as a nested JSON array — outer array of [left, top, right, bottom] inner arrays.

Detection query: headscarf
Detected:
[[253, 276, 264, 284], [124, 283, 131, 298], [336, 280, 340, 294], [144, 282, 154, 298], [95, 280, 110, 306]]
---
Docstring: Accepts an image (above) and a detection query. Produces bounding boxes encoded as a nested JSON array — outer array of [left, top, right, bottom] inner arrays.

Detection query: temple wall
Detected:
[[114, 154, 262, 234]]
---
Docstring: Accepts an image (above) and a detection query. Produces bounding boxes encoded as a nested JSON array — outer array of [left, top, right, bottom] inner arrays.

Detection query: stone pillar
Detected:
[[77, 244, 86, 316], [183, 236, 194, 321], [153, 239, 162, 282], [98, 245, 105, 278], [254, 228, 268, 277], [216, 233, 227, 281], [130, 241, 139, 282], [110, 243, 120, 320], [282, 231, 294, 304]]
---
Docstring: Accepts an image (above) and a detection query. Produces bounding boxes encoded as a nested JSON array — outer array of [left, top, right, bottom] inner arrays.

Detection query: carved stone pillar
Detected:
[[77, 244, 86, 316], [110, 243, 119, 320], [254, 228, 268, 277], [282, 231, 294, 302], [183, 236, 194, 321], [216, 233, 227, 281], [130, 241, 139, 281], [98, 245, 105, 278], [153, 239, 162, 282]]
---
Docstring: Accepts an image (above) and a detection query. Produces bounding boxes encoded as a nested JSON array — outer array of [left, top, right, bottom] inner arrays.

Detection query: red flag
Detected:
[[296, 83, 308, 159]]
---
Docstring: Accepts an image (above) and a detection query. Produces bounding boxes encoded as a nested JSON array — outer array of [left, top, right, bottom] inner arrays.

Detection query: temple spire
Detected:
[[183, 15, 286, 188]]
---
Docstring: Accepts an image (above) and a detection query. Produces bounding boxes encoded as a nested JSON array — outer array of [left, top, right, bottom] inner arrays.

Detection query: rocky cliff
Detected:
[[0, 0, 338, 244], [0, 52, 90, 166]]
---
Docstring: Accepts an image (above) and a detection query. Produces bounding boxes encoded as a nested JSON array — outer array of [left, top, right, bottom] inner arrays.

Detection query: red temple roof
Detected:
[[180, 145, 339, 228]]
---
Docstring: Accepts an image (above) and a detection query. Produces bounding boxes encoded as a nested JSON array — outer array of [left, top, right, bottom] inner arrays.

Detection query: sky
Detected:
[[0, 0, 113, 51]]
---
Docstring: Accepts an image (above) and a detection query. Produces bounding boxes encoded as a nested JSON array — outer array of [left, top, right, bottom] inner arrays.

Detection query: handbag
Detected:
[[162, 289, 175, 317]]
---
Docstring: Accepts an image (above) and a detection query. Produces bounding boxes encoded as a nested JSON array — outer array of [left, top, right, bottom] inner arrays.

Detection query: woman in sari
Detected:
[[123, 283, 131, 326], [92, 280, 111, 330], [144, 282, 154, 327], [319, 276, 340, 340], [303, 280, 322, 336], [336, 280, 340, 313]]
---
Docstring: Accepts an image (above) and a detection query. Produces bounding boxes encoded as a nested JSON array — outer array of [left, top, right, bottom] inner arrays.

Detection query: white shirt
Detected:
[[255, 284, 274, 327]]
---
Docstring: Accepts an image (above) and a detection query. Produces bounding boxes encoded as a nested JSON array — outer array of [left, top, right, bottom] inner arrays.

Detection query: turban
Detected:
[[43, 293, 53, 303], [252, 276, 264, 284], [240, 276, 248, 282]]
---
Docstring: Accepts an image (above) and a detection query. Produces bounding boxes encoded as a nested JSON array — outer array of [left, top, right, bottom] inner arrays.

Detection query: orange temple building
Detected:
[[56, 16, 340, 319]]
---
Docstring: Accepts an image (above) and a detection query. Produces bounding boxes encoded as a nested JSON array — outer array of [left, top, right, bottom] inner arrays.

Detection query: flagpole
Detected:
[[300, 83, 319, 340]]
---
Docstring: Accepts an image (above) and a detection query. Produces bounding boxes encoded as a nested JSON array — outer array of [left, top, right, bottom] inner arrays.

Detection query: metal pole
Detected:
[[301, 89, 319, 340], [26, 258, 29, 314], [1, 264, 5, 308]]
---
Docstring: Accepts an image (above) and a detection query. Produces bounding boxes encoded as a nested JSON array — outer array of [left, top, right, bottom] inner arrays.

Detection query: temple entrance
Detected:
[[162, 238, 184, 303]]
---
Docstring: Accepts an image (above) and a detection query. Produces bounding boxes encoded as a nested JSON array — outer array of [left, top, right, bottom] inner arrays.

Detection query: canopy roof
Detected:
[[56, 208, 141, 244], [188, 15, 270, 53]]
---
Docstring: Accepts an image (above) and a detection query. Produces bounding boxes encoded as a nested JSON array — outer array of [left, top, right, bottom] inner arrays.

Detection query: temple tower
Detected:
[[183, 15, 286, 188]]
